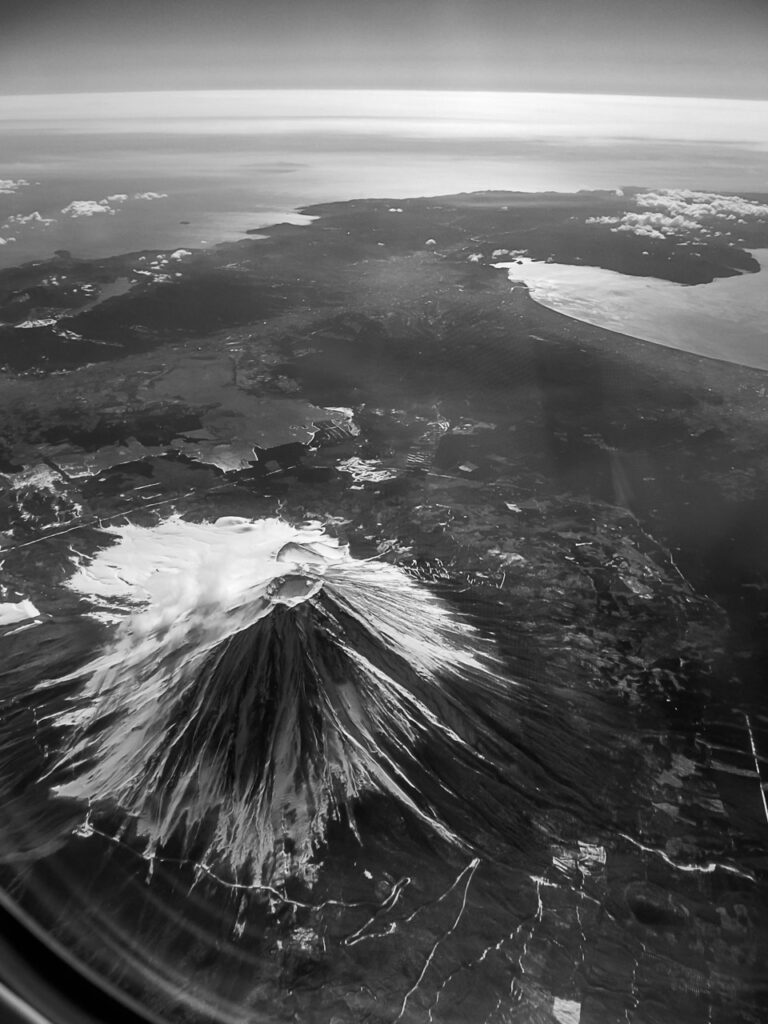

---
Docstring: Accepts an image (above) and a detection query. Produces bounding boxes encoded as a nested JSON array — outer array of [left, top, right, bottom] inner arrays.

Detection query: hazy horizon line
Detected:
[[2, 87, 768, 104]]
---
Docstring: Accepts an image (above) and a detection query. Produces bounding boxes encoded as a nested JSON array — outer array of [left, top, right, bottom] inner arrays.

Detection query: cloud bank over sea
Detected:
[[1, 91, 766, 151]]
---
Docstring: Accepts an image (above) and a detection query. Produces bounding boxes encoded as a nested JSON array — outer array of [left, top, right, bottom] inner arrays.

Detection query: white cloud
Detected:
[[0, 236, 16, 246], [613, 222, 666, 240], [7, 210, 56, 227], [3, 93, 767, 155], [636, 188, 768, 222], [61, 199, 116, 217], [586, 189, 768, 242], [60, 192, 168, 216], [0, 178, 30, 195], [615, 212, 704, 238]]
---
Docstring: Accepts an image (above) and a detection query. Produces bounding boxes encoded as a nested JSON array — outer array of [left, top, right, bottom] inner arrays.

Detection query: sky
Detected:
[[1, 0, 767, 99]]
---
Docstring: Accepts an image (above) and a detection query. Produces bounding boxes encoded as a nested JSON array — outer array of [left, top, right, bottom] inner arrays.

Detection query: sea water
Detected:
[[495, 250, 768, 370]]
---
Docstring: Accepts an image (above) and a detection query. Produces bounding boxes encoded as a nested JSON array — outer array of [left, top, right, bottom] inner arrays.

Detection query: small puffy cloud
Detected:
[[169, 249, 192, 260], [7, 211, 56, 227], [614, 211, 704, 238], [133, 191, 168, 201], [62, 199, 116, 218], [0, 178, 30, 195], [587, 189, 768, 242], [612, 221, 666, 240], [0, 236, 17, 246], [636, 188, 768, 222], [106, 193, 129, 203]]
